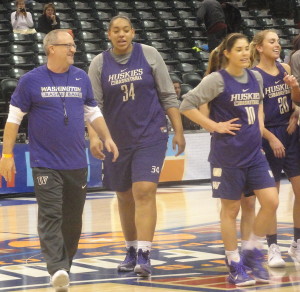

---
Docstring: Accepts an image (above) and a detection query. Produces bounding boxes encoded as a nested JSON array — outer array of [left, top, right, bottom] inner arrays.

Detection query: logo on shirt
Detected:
[[213, 168, 222, 177], [37, 176, 48, 185], [242, 88, 249, 92], [75, 78, 82, 81], [275, 80, 281, 84], [40, 86, 83, 98], [108, 69, 143, 86]]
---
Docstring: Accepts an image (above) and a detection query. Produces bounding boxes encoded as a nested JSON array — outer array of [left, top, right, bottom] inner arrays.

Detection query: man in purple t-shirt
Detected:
[[0, 29, 118, 291]]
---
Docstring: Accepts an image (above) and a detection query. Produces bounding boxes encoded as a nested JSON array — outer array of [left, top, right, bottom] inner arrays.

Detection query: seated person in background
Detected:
[[172, 81, 201, 131], [173, 81, 183, 102], [37, 3, 60, 34], [11, 0, 36, 34]]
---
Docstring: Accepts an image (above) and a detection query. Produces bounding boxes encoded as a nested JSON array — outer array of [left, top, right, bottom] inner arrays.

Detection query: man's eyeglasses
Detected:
[[51, 44, 77, 49]]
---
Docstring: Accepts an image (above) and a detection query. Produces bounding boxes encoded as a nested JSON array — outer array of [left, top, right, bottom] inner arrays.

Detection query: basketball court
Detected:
[[0, 179, 299, 291]]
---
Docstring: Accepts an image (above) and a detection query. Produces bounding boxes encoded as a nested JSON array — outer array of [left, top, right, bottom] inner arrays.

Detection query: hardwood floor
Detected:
[[0, 180, 299, 291]]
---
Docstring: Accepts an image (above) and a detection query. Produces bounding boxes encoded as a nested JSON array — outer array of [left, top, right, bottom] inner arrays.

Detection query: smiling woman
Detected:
[[243, 29, 300, 269], [180, 33, 279, 286]]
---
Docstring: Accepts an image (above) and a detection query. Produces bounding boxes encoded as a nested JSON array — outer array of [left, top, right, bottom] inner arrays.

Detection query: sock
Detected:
[[294, 227, 300, 242], [225, 249, 240, 264], [244, 233, 264, 250], [125, 240, 137, 249], [241, 240, 250, 251], [266, 234, 277, 247], [138, 241, 152, 252]]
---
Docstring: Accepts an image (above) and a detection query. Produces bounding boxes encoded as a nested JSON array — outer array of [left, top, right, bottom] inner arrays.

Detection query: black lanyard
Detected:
[[47, 68, 70, 125]]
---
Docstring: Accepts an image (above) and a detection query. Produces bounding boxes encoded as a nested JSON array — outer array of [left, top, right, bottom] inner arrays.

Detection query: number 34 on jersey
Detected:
[[121, 83, 135, 102]]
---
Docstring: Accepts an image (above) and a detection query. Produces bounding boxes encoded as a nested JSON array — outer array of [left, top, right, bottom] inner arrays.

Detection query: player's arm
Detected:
[[0, 105, 26, 182], [180, 73, 241, 135], [282, 63, 300, 103], [87, 59, 119, 161], [182, 107, 241, 135], [263, 127, 285, 158], [0, 123, 19, 182], [290, 53, 300, 94], [260, 103, 285, 158], [199, 103, 210, 117], [85, 105, 118, 162], [287, 103, 299, 135], [145, 46, 185, 156], [165, 107, 185, 156]]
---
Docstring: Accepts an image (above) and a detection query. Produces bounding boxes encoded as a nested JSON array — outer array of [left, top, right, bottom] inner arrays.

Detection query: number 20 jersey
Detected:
[[101, 43, 168, 149], [253, 62, 292, 127]]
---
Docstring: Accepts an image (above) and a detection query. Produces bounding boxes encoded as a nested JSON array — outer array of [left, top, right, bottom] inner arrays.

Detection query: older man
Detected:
[[0, 29, 118, 291]]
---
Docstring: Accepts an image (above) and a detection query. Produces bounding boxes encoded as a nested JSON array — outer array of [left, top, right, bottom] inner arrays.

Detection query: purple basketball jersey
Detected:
[[209, 69, 263, 168], [253, 62, 292, 127], [101, 43, 168, 148]]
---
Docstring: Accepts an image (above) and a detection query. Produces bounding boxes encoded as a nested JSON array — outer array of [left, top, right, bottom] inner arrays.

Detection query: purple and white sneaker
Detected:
[[134, 249, 151, 277], [117, 246, 137, 272], [242, 248, 269, 283]]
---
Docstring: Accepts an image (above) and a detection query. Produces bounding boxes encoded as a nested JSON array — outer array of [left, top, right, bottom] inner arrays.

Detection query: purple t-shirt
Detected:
[[101, 42, 168, 148], [253, 62, 292, 127], [11, 65, 97, 169], [209, 69, 263, 168]]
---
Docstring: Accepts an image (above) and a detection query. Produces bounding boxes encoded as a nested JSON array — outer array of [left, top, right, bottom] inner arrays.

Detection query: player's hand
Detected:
[[284, 73, 299, 89], [89, 136, 105, 160], [215, 118, 241, 135], [0, 157, 16, 182], [269, 137, 285, 158], [104, 138, 119, 162], [172, 132, 186, 156]]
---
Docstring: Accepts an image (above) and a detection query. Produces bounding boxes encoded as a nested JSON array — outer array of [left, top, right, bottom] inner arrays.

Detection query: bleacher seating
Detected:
[[1, 0, 297, 82], [180, 83, 194, 96], [0, 0, 299, 138], [182, 72, 202, 87], [169, 72, 183, 83]]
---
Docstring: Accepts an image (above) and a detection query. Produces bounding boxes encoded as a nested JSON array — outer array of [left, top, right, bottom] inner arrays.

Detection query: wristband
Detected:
[[2, 153, 13, 158]]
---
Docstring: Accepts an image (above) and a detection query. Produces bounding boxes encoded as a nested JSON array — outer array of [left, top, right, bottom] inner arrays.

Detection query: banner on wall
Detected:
[[160, 132, 211, 182], [0, 132, 211, 195], [0, 142, 102, 195]]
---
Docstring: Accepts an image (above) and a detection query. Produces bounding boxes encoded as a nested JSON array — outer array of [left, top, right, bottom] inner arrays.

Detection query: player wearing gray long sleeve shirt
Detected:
[[180, 70, 264, 111], [87, 15, 185, 278], [180, 69, 265, 168], [89, 43, 178, 112]]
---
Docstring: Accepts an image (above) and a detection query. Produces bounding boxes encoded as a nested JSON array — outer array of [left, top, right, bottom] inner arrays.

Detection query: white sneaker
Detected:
[[50, 269, 69, 291], [288, 239, 300, 262], [268, 244, 286, 268]]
